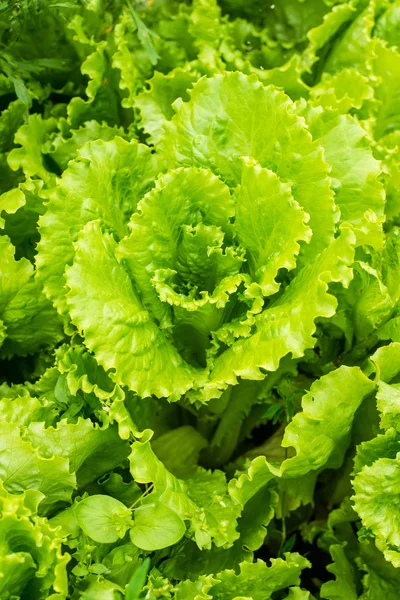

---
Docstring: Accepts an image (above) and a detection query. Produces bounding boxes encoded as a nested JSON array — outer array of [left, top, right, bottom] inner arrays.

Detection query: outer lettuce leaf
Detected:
[[229, 456, 276, 510], [0, 235, 63, 358], [1, 1, 400, 597], [376, 383, 400, 431], [229, 456, 278, 550], [205, 227, 355, 398], [348, 262, 393, 343], [370, 342, 400, 383], [0, 186, 26, 230], [301, 107, 385, 248], [24, 418, 130, 487], [353, 430, 400, 495], [0, 421, 75, 513], [362, 344, 400, 430], [0, 178, 47, 262], [7, 114, 58, 181], [316, 495, 400, 599], [353, 456, 400, 567], [372, 41, 400, 140], [135, 67, 198, 144], [303, 1, 359, 78], [358, 539, 400, 599], [308, 68, 373, 114], [226, 367, 374, 546], [277, 366, 376, 478], [337, 230, 400, 348], [207, 554, 310, 600], [0, 394, 57, 430], [66, 41, 121, 129], [0, 99, 26, 156], [168, 554, 310, 600], [320, 544, 358, 600], [374, 1, 400, 51], [379, 132, 400, 222], [45, 120, 127, 172], [36, 137, 157, 316], [161, 72, 335, 258], [66, 220, 199, 400], [323, 2, 375, 75], [0, 99, 26, 195], [351, 344, 400, 567], [56, 343, 124, 402], [0, 483, 69, 600]]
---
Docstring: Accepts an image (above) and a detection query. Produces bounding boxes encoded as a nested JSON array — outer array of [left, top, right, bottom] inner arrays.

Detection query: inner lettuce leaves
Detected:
[[1, 0, 400, 598]]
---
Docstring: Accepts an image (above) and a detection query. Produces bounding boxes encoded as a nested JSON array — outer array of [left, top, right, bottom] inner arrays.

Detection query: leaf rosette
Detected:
[[35, 71, 377, 401]]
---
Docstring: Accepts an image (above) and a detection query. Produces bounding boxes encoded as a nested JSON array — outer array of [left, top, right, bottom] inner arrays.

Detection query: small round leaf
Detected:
[[130, 501, 186, 550], [75, 495, 132, 543]]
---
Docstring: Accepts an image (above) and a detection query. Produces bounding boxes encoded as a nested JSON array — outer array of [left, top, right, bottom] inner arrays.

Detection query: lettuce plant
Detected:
[[1, 0, 400, 598]]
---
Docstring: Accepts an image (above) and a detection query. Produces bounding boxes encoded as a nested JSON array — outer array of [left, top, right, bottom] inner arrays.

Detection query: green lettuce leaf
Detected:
[[235, 158, 311, 296], [320, 544, 358, 600], [161, 71, 335, 258], [24, 418, 130, 486], [208, 554, 310, 600], [0, 483, 69, 600], [205, 227, 355, 398], [75, 495, 133, 544], [0, 420, 75, 513], [130, 501, 186, 551], [135, 67, 198, 144], [37, 137, 157, 316], [0, 235, 63, 358], [277, 366, 375, 478], [66, 220, 199, 400]]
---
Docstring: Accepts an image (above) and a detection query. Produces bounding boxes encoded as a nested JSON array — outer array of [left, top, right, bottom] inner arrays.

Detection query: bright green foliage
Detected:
[[0, 235, 63, 357], [0, 483, 69, 599], [36, 137, 157, 316], [75, 495, 133, 544], [207, 554, 310, 599], [129, 502, 186, 551], [320, 544, 358, 600], [276, 367, 375, 477], [1, 0, 400, 598]]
